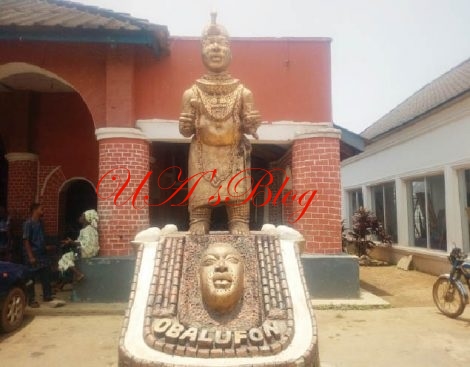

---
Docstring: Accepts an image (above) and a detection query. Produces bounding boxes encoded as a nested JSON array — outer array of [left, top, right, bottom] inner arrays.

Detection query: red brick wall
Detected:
[[38, 166, 66, 235], [33, 93, 98, 182], [0, 42, 107, 126], [0, 92, 30, 153], [6, 157, 38, 234], [97, 138, 149, 256], [106, 46, 135, 126], [292, 136, 342, 254], [135, 38, 332, 123]]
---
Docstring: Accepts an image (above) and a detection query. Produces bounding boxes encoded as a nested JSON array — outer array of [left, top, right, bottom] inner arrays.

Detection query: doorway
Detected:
[[59, 179, 97, 239]]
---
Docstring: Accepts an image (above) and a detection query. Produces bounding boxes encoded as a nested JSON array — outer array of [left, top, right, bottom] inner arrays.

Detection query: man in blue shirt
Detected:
[[23, 203, 52, 307]]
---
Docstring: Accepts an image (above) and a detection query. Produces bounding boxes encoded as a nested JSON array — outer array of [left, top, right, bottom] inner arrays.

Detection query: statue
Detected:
[[179, 12, 261, 235], [199, 242, 244, 314], [119, 13, 320, 366]]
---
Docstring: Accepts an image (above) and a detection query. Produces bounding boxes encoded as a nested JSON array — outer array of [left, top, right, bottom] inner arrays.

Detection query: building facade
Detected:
[[342, 58, 470, 274], [0, 1, 343, 265]]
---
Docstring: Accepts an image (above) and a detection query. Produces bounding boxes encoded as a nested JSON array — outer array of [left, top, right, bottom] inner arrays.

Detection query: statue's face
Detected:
[[199, 243, 244, 314], [201, 35, 231, 73]]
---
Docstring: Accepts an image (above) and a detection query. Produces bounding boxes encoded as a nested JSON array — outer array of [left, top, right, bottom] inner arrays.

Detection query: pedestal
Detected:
[[119, 225, 320, 366]]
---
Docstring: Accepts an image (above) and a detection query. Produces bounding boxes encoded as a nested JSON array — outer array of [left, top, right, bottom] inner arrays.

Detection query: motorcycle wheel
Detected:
[[432, 277, 466, 318]]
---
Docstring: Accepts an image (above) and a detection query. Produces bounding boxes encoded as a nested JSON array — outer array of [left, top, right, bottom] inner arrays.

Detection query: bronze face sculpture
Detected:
[[179, 13, 261, 235], [199, 242, 244, 314]]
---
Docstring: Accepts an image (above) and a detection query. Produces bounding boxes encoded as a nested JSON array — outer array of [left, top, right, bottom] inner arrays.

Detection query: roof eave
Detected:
[[0, 25, 169, 56], [363, 88, 470, 144], [333, 124, 365, 152]]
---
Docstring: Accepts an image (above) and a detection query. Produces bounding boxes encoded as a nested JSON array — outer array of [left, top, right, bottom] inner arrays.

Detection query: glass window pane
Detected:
[[428, 175, 446, 250], [350, 189, 363, 214], [410, 179, 427, 248], [349, 189, 363, 227], [384, 183, 398, 243], [372, 186, 384, 224], [372, 183, 397, 243]]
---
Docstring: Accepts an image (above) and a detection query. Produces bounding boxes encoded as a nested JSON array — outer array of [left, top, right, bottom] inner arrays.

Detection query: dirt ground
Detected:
[[0, 315, 121, 367], [317, 306, 470, 367], [359, 265, 437, 307], [1, 266, 468, 367]]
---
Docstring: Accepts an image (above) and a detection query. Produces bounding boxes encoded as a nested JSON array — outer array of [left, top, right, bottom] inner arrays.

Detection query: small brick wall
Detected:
[[292, 136, 342, 254], [97, 138, 150, 256], [6, 157, 38, 234], [38, 166, 66, 235]]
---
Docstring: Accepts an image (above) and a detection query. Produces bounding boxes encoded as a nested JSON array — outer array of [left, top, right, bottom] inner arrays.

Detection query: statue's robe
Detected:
[[186, 77, 252, 212]]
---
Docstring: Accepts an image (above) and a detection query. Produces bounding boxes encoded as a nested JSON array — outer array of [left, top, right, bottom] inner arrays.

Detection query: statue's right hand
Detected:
[[179, 112, 196, 137]]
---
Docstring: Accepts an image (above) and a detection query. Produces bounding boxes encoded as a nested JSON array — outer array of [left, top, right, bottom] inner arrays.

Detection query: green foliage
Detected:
[[343, 207, 392, 257]]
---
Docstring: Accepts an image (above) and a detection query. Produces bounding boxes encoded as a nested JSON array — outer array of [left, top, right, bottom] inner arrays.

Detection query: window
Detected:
[[409, 175, 446, 250], [371, 182, 398, 243], [348, 188, 363, 222]]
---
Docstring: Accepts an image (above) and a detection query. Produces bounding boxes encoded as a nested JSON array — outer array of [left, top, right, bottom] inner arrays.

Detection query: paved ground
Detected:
[[1, 266, 469, 367]]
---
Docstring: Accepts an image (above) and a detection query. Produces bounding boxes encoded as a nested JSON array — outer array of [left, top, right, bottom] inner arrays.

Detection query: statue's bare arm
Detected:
[[179, 88, 197, 137], [241, 88, 261, 139]]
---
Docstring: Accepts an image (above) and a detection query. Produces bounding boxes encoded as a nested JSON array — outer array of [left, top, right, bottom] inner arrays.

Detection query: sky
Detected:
[[79, 0, 470, 134]]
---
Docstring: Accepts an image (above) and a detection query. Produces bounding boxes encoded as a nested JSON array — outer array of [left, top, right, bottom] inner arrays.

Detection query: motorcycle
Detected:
[[433, 247, 470, 318]]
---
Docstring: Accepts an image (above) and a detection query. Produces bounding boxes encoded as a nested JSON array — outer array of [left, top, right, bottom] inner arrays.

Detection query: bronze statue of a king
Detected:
[[179, 13, 261, 236]]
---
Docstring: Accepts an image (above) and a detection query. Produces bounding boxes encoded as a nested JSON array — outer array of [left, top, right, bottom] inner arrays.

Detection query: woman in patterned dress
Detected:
[[58, 209, 99, 283]]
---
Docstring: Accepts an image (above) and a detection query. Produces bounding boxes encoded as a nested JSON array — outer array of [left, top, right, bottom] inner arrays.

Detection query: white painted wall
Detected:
[[341, 95, 470, 251]]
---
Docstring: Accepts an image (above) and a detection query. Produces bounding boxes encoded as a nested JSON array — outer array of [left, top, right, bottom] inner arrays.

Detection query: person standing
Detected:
[[23, 203, 52, 307]]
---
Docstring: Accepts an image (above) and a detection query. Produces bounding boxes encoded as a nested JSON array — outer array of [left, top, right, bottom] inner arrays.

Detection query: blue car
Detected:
[[0, 261, 31, 332]]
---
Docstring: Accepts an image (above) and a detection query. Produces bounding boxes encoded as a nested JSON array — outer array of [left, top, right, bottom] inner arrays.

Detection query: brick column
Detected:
[[292, 124, 342, 254], [5, 153, 38, 234], [96, 128, 149, 257]]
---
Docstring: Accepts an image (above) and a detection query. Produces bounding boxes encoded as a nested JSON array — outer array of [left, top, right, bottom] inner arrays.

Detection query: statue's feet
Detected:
[[189, 221, 209, 235], [229, 222, 250, 235]]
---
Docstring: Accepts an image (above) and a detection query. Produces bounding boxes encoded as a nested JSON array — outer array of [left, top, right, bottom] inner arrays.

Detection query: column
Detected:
[[395, 178, 409, 246], [445, 165, 463, 251], [292, 124, 342, 254], [95, 128, 149, 257]]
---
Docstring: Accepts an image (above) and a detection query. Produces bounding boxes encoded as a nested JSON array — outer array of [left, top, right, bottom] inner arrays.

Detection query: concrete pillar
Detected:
[[95, 128, 149, 257], [395, 177, 409, 246], [362, 184, 372, 210], [292, 124, 342, 254], [445, 165, 463, 251]]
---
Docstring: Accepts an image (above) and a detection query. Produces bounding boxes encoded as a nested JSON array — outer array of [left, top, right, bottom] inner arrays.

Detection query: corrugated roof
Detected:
[[0, 0, 160, 31], [361, 57, 470, 140], [0, 0, 170, 54]]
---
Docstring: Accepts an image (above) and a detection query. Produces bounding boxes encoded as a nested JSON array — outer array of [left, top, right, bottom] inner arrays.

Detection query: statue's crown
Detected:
[[201, 12, 229, 43]]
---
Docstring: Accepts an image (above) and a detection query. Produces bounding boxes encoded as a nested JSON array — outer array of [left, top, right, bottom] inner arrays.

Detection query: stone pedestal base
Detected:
[[301, 254, 359, 299], [119, 225, 319, 366], [73, 256, 136, 302]]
